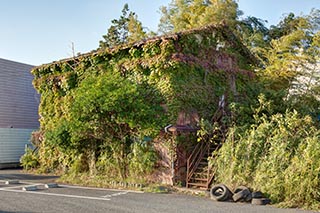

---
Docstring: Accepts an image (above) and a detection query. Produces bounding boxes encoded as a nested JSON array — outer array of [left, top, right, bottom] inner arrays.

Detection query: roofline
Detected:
[[35, 24, 257, 69], [0, 57, 35, 67]]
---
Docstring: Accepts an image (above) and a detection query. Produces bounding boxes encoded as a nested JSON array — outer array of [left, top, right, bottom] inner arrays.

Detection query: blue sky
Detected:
[[0, 0, 319, 66]]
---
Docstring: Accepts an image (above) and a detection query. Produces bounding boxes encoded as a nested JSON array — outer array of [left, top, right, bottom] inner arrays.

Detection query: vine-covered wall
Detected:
[[31, 24, 256, 179], [33, 24, 254, 125]]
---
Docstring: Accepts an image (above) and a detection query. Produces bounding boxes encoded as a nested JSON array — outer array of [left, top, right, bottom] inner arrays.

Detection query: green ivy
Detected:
[[31, 24, 256, 181]]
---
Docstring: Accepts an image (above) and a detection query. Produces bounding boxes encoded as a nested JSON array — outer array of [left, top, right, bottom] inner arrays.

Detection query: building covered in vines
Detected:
[[31, 24, 257, 186]]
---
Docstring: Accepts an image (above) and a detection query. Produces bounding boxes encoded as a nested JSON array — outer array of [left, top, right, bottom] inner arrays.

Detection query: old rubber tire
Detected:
[[233, 186, 249, 194], [232, 186, 251, 202], [210, 184, 232, 201], [245, 192, 252, 202], [251, 198, 271, 205], [251, 191, 264, 199]]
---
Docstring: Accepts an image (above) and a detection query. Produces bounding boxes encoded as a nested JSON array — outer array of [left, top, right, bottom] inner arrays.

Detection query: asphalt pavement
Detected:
[[0, 169, 315, 213]]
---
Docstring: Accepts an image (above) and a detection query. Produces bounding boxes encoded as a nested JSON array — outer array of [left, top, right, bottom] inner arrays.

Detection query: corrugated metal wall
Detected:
[[0, 58, 39, 129], [0, 128, 33, 164], [0, 58, 39, 165]]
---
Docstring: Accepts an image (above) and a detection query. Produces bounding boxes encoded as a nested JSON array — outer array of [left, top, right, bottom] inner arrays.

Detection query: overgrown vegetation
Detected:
[[20, 147, 39, 170], [21, 1, 320, 209], [213, 95, 320, 209], [27, 24, 254, 184]]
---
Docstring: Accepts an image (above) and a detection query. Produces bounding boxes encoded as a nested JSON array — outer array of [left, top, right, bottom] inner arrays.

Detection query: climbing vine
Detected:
[[30, 24, 256, 181]]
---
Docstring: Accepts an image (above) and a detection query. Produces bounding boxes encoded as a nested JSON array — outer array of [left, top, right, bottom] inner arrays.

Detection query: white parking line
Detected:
[[102, 191, 128, 198], [0, 184, 42, 189], [59, 184, 144, 193], [0, 182, 143, 201], [1, 181, 143, 194], [0, 181, 143, 201], [19, 181, 46, 185], [0, 188, 111, 201]]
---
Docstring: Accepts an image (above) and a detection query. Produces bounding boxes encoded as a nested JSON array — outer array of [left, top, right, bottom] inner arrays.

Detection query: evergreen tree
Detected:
[[128, 13, 147, 43], [99, 4, 147, 49]]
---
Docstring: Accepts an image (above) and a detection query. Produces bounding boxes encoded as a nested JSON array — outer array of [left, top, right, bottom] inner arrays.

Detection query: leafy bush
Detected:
[[212, 95, 320, 209], [128, 140, 157, 177], [20, 148, 39, 170], [282, 135, 320, 209]]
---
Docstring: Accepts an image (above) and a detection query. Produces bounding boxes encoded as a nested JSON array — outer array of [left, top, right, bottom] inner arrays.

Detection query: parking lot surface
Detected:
[[0, 169, 315, 213]]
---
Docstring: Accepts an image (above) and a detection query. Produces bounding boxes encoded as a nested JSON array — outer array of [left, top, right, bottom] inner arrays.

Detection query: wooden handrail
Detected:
[[186, 102, 226, 189], [186, 142, 201, 183], [186, 141, 210, 186], [206, 143, 221, 188]]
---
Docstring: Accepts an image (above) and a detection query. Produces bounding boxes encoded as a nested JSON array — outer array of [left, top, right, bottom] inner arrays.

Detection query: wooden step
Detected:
[[195, 165, 209, 170], [192, 172, 208, 178], [193, 170, 207, 174], [194, 170, 208, 175], [199, 161, 208, 165], [188, 183, 207, 187], [197, 162, 208, 167], [186, 141, 222, 189], [191, 177, 208, 182]]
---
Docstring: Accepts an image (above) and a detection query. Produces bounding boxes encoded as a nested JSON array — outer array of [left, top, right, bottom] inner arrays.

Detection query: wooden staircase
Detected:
[[186, 141, 221, 190], [186, 95, 227, 190]]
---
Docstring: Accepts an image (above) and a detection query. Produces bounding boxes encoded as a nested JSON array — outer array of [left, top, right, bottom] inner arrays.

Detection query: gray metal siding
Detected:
[[0, 58, 39, 129], [0, 128, 33, 163]]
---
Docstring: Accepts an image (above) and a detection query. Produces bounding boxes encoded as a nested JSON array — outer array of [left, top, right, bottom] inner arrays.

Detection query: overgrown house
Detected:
[[32, 24, 256, 189], [0, 58, 39, 169]]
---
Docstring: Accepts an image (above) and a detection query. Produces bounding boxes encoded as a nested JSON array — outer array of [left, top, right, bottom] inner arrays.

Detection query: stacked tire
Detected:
[[232, 186, 252, 202], [251, 191, 271, 205], [210, 184, 232, 201], [210, 184, 271, 205]]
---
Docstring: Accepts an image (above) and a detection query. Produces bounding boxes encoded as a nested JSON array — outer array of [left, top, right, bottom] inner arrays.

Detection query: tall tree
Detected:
[[127, 13, 147, 43], [257, 10, 320, 113], [269, 12, 309, 40], [158, 0, 241, 34], [99, 4, 147, 49]]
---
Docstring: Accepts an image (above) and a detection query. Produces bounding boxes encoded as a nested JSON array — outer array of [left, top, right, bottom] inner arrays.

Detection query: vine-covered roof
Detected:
[[35, 24, 257, 69]]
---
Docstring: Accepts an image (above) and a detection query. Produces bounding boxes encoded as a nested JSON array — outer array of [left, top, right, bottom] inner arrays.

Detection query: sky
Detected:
[[0, 0, 319, 66]]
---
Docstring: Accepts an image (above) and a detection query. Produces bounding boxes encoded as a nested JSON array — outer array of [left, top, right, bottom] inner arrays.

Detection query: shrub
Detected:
[[128, 140, 157, 177], [20, 148, 39, 170], [212, 96, 320, 209], [282, 135, 320, 209]]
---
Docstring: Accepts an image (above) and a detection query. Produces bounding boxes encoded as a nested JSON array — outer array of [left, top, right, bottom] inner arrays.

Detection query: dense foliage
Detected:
[[29, 24, 255, 182], [23, 1, 320, 209], [158, 0, 241, 33], [213, 96, 320, 209], [158, 1, 320, 209]]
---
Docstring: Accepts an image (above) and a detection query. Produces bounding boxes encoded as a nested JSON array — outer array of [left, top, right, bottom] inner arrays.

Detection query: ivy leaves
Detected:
[[70, 69, 164, 142]]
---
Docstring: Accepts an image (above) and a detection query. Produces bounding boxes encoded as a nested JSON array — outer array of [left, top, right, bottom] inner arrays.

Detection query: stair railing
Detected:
[[206, 143, 222, 189], [186, 141, 210, 188]]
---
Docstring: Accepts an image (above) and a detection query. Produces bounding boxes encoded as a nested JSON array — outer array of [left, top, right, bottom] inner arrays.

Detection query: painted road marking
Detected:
[[59, 184, 144, 193], [0, 184, 42, 190], [0, 188, 111, 201], [0, 182, 142, 201], [102, 191, 128, 198]]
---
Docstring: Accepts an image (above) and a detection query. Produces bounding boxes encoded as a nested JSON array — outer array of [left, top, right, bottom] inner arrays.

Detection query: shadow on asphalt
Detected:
[[0, 168, 59, 181]]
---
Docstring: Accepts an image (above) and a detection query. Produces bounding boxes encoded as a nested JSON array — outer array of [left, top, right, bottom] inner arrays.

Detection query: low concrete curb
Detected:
[[45, 183, 58, 188], [22, 185, 38, 191], [5, 180, 19, 184]]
